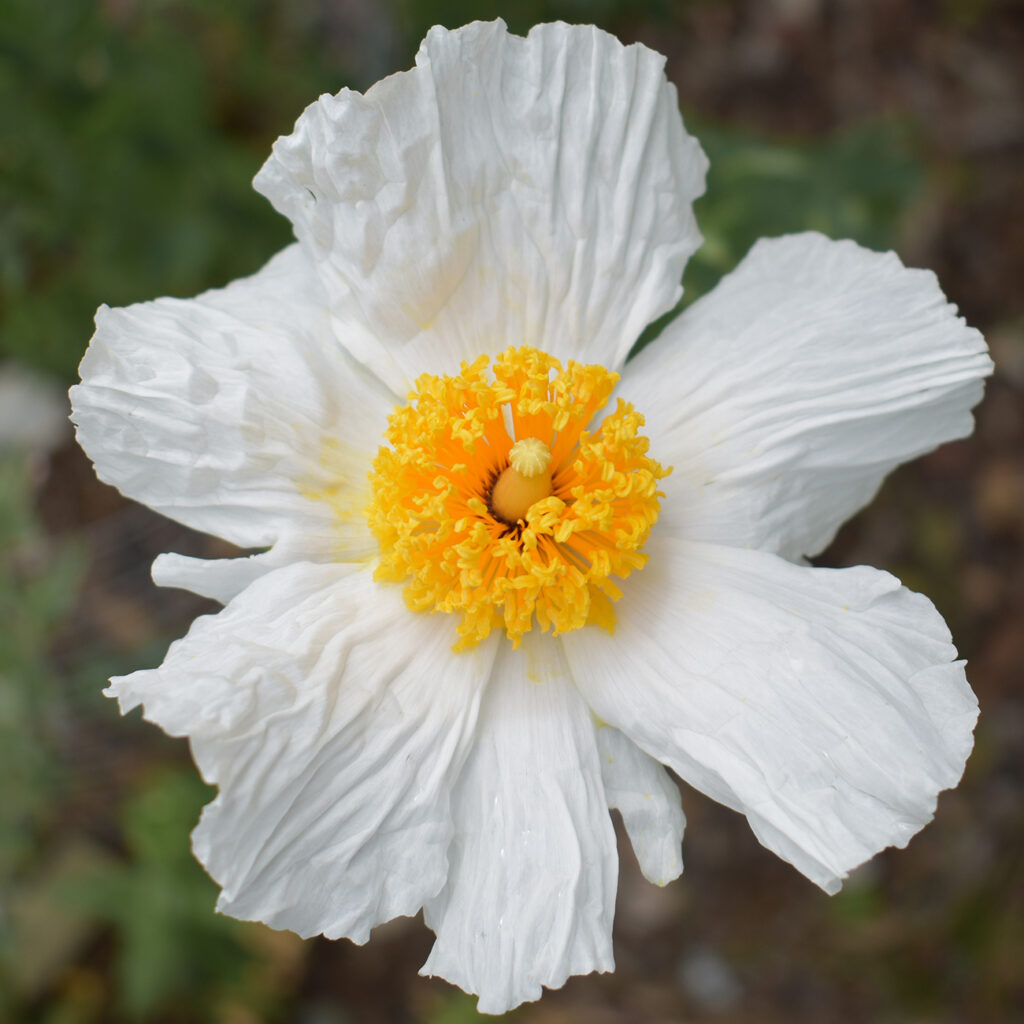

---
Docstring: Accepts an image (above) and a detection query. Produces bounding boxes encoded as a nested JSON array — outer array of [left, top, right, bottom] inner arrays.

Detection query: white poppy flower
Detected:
[[70, 20, 991, 1015]]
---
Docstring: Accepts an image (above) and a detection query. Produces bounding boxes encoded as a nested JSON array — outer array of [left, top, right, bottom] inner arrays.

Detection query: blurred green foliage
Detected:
[[388, 0, 734, 53], [0, 465, 81, 1013], [426, 990, 504, 1024], [687, 118, 923, 297], [0, 458, 83, 1018], [55, 768, 256, 1020], [0, 459, 84, 881], [0, 0, 344, 379], [391, 0, 639, 48], [634, 117, 923, 353]]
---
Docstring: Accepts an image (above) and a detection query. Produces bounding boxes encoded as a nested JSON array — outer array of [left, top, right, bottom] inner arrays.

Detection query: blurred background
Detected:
[[1, 1, 1022, 1022]]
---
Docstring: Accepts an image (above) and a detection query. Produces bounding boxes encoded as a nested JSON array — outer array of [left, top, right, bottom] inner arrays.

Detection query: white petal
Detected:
[[107, 563, 499, 942], [421, 635, 616, 1014], [255, 21, 707, 393], [151, 550, 288, 604], [70, 243, 393, 555], [564, 535, 978, 893], [597, 725, 685, 887], [150, 528, 332, 604], [623, 233, 992, 560]]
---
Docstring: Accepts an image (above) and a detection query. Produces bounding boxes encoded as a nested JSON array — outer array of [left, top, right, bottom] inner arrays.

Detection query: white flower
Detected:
[[70, 20, 991, 1015]]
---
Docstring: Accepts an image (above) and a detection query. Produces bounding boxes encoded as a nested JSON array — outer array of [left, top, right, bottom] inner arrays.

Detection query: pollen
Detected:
[[366, 346, 669, 650]]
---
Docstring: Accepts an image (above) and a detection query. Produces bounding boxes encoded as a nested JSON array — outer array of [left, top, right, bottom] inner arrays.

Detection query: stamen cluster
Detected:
[[367, 346, 668, 649]]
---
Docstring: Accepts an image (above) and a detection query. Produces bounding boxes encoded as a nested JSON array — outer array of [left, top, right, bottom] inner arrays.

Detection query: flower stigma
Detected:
[[367, 346, 668, 650]]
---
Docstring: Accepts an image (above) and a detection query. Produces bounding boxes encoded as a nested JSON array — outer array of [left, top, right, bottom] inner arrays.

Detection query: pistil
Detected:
[[490, 437, 553, 524]]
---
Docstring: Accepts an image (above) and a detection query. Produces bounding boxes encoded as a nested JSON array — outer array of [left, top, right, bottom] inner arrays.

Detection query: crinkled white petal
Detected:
[[564, 535, 978, 893], [622, 232, 992, 561], [106, 562, 499, 942], [151, 550, 287, 604], [255, 20, 707, 393], [70, 243, 393, 556], [421, 635, 616, 1014], [150, 527, 331, 604], [596, 724, 685, 887]]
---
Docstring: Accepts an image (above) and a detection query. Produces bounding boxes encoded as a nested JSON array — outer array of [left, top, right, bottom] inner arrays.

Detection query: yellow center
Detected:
[[367, 346, 668, 650]]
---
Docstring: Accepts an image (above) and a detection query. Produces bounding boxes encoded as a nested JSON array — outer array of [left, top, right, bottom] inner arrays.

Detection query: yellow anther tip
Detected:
[[509, 437, 551, 479]]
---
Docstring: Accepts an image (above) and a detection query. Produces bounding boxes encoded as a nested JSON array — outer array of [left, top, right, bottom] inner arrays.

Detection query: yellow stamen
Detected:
[[365, 346, 669, 650], [491, 437, 553, 524]]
